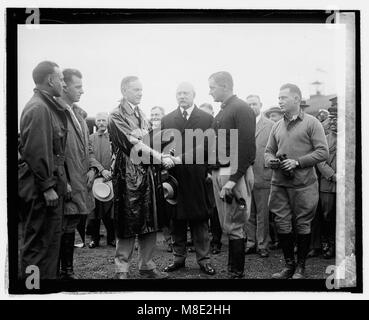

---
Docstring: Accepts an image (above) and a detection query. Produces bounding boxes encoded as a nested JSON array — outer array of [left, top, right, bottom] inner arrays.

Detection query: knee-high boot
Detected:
[[272, 233, 295, 279], [292, 233, 311, 279], [228, 239, 245, 278], [60, 232, 75, 280]]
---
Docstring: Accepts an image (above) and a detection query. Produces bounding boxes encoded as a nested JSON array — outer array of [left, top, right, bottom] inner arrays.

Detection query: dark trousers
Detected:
[[310, 200, 322, 250], [209, 206, 222, 248], [88, 200, 115, 243], [20, 197, 63, 279], [172, 218, 210, 266], [320, 192, 336, 244], [76, 215, 87, 243]]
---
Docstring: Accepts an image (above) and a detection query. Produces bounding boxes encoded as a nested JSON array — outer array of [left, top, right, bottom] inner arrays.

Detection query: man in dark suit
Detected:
[[161, 82, 216, 276], [244, 95, 274, 258]]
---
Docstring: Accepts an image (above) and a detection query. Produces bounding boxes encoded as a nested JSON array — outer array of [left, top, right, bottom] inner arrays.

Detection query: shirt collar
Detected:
[[220, 94, 236, 109], [180, 104, 195, 118], [256, 114, 261, 124], [284, 108, 304, 123]]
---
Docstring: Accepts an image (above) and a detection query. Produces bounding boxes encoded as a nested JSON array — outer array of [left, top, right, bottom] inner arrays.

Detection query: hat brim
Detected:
[[92, 178, 114, 202], [162, 175, 178, 205]]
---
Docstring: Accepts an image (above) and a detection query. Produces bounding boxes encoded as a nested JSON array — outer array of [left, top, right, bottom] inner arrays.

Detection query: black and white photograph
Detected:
[[0, 0, 365, 303]]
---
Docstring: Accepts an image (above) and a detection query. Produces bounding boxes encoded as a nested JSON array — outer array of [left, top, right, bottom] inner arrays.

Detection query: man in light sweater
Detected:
[[265, 83, 328, 279]]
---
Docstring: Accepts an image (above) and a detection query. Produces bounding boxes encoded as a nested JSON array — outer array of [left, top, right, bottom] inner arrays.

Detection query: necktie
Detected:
[[134, 106, 142, 128], [183, 110, 188, 121]]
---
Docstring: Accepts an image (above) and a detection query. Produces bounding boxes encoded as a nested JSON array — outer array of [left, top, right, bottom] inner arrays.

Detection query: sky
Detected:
[[18, 23, 345, 121]]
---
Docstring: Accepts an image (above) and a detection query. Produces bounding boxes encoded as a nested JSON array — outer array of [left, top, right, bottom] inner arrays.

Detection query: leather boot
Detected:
[[292, 233, 311, 279], [227, 243, 233, 272], [272, 233, 295, 279], [228, 239, 245, 279], [60, 232, 75, 280]]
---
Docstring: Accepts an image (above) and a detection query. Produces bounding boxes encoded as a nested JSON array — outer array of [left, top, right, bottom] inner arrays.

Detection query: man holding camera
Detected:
[[265, 83, 328, 279]]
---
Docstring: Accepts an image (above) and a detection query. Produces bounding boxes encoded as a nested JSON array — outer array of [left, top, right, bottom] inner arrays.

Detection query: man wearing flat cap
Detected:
[[265, 106, 284, 123]]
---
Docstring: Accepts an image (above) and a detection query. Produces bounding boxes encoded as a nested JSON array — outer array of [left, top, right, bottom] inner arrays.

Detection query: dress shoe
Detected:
[[245, 246, 257, 254], [292, 265, 306, 279], [272, 259, 295, 279], [139, 269, 168, 279], [259, 249, 269, 258], [115, 272, 129, 279], [74, 242, 85, 248], [211, 247, 221, 254], [323, 247, 335, 259], [187, 246, 195, 253], [107, 240, 116, 247], [200, 263, 216, 275], [164, 262, 185, 272], [307, 248, 321, 258], [88, 240, 99, 249], [269, 241, 280, 250], [166, 242, 173, 253]]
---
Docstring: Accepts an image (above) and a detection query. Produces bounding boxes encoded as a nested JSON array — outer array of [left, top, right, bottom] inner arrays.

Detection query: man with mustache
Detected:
[[87, 112, 116, 249], [161, 82, 216, 276]]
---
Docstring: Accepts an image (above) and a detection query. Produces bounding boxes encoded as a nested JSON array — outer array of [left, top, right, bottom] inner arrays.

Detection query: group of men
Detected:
[[18, 60, 337, 281]]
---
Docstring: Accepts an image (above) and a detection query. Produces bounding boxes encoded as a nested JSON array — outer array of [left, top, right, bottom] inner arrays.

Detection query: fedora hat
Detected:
[[162, 174, 178, 205], [92, 177, 114, 202]]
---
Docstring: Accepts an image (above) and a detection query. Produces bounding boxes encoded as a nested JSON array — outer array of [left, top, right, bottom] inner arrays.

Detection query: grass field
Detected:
[[74, 231, 334, 280]]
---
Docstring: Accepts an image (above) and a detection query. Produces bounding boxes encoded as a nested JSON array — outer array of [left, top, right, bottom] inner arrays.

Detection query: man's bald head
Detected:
[[176, 82, 196, 110]]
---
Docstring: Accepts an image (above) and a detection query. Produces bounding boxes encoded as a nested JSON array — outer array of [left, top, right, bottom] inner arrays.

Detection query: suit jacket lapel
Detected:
[[255, 116, 267, 138], [185, 105, 200, 129], [174, 107, 186, 132]]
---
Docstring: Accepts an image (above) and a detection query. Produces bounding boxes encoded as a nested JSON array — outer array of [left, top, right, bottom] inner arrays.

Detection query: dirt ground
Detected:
[[74, 231, 334, 280]]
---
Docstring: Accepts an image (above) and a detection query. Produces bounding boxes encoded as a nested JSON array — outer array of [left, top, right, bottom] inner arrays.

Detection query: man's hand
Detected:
[[43, 188, 59, 207], [66, 183, 72, 201], [170, 156, 182, 165], [87, 169, 96, 190], [219, 180, 236, 200], [331, 174, 337, 183], [101, 169, 112, 182], [162, 156, 175, 169], [269, 159, 280, 169], [280, 159, 298, 171]]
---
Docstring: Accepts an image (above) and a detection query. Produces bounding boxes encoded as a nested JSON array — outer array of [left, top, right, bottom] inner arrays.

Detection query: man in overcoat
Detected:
[[56, 68, 97, 279], [161, 82, 216, 276], [245, 95, 274, 258], [19, 61, 68, 279], [108, 76, 170, 279], [317, 97, 337, 259], [88, 112, 116, 248]]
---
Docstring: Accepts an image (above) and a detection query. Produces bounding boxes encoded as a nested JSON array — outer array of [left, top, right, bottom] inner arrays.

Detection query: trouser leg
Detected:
[[254, 188, 271, 250], [115, 236, 135, 273], [171, 219, 188, 264], [245, 194, 257, 249], [76, 215, 87, 244], [20, 197, 63, 280], [209, 207, 222, 249], [137, 232, 157, 271], [101, 201, 115, 243], [189, 219, 211, 267]]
